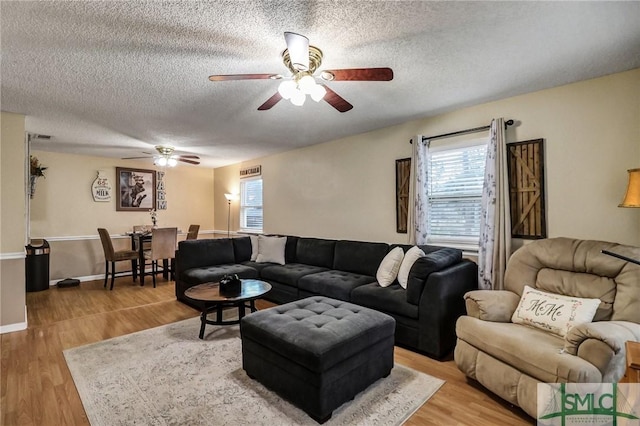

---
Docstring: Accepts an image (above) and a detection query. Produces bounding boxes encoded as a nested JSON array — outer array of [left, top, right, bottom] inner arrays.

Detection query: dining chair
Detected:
[[186, 224, 200, 240], [132, 225, 152, 251], [97, 228, 139, 290], [142, 227, 178, 288]]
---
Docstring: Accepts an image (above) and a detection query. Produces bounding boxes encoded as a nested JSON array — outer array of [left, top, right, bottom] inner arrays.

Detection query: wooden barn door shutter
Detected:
[[507, 139, 547, 239]]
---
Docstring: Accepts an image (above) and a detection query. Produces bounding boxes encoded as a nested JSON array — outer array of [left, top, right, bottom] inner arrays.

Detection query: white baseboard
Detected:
[[0, 306, 28, 334]]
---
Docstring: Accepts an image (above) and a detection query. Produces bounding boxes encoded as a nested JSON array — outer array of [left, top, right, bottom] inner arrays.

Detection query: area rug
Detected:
[[64, 316, 444, 426]]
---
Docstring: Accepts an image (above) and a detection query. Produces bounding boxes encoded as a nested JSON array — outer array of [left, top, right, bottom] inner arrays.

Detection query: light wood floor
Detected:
[[1, 277, 532, 425]]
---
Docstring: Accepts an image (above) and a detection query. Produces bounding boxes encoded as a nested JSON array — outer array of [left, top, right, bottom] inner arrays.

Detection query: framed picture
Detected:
[[116, 167, 156, 211]]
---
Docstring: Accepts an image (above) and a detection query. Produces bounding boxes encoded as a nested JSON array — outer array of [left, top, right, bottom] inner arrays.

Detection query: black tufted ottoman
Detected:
[[240, 296, 395, 423]]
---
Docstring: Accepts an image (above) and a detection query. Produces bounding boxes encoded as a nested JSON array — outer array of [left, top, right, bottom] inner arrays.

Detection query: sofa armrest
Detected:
[[417, 259, 478, 358], [564, 321, 640, 381], [564, 321, 640, 355], [464, 290, 520, 322]]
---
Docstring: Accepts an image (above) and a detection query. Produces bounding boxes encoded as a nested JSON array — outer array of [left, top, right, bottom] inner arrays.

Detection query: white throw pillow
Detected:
[[397, 246, 425, 289], [255, 235, 286, 265], [376, 247, 405, 287], [511, 285, 601, 337], [249, 235, 259, 261]]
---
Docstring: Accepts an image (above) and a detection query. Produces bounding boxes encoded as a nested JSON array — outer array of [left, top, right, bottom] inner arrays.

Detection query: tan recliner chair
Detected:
[[454, 237, 640, 418]]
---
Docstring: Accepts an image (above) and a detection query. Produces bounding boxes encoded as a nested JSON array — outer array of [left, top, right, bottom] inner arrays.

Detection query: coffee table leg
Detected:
[[199, 308, 207, 339], [249, 300, 257, 313], [217, 305, 223, 323], [238, 302, 245, 320]]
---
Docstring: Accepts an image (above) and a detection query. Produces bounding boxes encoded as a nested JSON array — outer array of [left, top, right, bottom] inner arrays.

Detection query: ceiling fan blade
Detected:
[[178, 158, 200, 165], [320, 67, 394, 81], [258, 92, 283, 111], [284, 32, 309, 71], [176, 155, 200, 159], [209, 74, 282, 81], [321, 85, 353, 113], [121, 156, 151, 160]]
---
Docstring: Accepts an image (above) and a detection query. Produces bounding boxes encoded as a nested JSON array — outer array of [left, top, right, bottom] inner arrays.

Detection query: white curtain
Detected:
[[478, 118, 512, 290], [409, 135, 430, 245]]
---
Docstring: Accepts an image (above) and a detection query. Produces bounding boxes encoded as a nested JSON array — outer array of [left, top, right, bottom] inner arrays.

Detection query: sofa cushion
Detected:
[[333, 240, 389, 277], [398, 246, 425, 289], [511, 285, 601, 337], [177, 239, 236, 272], [233, 237, 252, 263], [260, 263, 328, 287], [406, 248, 463, 305], [351, 283, 419, 319], [256, 235, 286, 265], [298, 270, 376, 301], [241, 260, 277, 273], [296, 238, 336, 268], [377, 247, 404, 287], [456, 316, 602, 383], [181, 263, 258, 285]]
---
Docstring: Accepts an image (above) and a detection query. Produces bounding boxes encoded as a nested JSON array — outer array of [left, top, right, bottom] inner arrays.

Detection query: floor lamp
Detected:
[[224, 193, 234, 238], [602, 168, 640, 265]]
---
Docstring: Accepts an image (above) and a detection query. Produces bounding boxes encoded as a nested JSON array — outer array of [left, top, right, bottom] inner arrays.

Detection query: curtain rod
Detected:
[[410, 119, 514, 144]]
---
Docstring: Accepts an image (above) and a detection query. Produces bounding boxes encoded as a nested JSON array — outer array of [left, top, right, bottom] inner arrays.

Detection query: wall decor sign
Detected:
[[115, 167, 156, 211], [156, 171, 167, 210], [240, 165, 261, 179], [91, 170, 112, 202], [506, 139, 547, 239], [395, 158, 411, 233]]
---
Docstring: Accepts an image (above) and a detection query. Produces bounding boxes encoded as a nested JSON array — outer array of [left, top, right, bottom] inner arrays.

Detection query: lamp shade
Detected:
[[224, 193, 236, 201], [619, 168, 640, 208]]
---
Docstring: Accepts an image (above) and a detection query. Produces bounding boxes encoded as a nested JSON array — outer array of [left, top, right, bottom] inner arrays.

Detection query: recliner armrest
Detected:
[[464, 290, 520, 322], [564, 321, 640, 382]]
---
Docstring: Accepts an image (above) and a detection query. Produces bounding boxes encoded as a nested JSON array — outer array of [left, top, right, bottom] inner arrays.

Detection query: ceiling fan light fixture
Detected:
[[155, 157, 168, 167], [310, 84, 327, 102], [278, 80, 297, 99], [167, 157, 178, 167], [298, 74, 316, 94], [290, 90, 306, 106]]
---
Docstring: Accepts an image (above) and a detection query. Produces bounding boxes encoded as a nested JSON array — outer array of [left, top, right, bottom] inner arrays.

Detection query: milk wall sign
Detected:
[[92, 170, 112, 202]]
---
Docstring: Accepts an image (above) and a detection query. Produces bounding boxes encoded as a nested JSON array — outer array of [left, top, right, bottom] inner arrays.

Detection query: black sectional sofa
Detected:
[[175, 236, 478, 358]]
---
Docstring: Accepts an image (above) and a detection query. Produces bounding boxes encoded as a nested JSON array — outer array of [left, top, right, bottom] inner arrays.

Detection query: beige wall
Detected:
[[214, 69, 640, 246], [29, 151, 216, 280], [1, 112, 27, 329]]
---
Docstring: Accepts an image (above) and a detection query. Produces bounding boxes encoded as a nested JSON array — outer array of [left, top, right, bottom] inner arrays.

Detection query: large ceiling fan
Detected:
[[208, 32, 393, 113], [122, 145, 200, 166]]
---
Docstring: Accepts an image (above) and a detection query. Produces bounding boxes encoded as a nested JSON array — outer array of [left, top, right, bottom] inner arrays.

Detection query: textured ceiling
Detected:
[[2, 1, 640, 168]]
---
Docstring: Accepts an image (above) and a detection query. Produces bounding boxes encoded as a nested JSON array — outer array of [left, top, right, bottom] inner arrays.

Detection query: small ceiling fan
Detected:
[[208, 32, 393, 112], [122, 145, 200, 166]]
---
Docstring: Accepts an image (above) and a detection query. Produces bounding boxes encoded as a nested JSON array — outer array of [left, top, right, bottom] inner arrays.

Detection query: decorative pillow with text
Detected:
[[511, 285, 601, 337]]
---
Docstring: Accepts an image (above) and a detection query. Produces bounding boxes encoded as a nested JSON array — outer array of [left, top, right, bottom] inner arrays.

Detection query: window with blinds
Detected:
[[427, 140, 487, 248], [240, 178, 263, 231]]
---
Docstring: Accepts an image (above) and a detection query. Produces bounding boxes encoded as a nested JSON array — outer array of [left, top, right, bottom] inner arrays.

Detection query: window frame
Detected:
[[239, 176, 263, 233], [426, 137, 488, 253]]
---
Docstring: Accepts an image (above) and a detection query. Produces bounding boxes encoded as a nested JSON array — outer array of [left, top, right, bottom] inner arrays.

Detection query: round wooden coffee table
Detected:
[[184, 279, 271, 339]]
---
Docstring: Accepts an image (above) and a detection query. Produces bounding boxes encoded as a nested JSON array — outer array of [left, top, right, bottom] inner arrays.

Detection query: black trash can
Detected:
[[25, 239, 50, 292]]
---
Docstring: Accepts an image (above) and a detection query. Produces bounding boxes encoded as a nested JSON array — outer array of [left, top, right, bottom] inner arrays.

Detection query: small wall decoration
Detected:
[[395, 158, 411, 233], [91, 170, 112, 202], [507, 139, 547, 239], [156, 170, 167, 210], [116, 167, 156, 211], [29, 155, 47, 199], [240, 165, 261, 178]]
